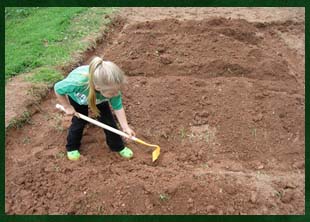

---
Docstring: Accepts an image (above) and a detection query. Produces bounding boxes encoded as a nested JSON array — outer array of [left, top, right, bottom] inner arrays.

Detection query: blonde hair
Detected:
[[88, 56, 126, 116]]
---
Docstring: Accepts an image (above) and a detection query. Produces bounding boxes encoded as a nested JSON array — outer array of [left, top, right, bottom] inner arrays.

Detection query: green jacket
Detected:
[[54, 65, 123, 110]]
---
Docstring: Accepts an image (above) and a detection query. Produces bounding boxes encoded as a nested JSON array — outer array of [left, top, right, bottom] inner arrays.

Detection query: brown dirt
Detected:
[[5, 8, 305, 215], [5, 75, 49, 128]]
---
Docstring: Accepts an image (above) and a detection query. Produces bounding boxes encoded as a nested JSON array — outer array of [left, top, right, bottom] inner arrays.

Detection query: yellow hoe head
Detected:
[[152, 145, 161, 162], [134, 138, 160, 162]]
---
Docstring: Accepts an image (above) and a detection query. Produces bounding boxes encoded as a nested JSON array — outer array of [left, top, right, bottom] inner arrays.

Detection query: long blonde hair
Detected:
[[88, 56, 126, 116]]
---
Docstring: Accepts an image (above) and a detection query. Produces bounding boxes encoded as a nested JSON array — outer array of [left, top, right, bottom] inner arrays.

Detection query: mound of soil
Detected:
[[5, 14, 304, 214]]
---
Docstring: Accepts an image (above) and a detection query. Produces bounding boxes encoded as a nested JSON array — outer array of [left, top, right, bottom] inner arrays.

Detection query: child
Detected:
[[54, 56, 135, 161]]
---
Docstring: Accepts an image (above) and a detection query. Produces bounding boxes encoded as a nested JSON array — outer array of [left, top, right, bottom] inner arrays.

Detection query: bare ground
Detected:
[[5, 7, 305, 215]]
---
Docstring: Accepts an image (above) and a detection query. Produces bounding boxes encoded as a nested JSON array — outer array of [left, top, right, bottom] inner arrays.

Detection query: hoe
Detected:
[[56, 104, 160, 162]]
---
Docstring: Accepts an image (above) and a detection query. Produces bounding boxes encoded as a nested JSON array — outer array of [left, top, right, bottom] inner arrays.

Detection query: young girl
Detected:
[[54, 56, 135, 161]]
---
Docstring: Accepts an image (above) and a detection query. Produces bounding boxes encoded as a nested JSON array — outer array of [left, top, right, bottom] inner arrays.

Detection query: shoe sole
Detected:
[[67, 156, 80, 161]]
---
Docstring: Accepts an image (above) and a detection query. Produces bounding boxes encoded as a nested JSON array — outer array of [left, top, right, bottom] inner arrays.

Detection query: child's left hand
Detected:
[[123, 126, 136, 139]]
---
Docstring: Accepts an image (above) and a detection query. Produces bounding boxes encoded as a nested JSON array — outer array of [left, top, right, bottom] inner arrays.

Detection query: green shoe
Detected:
[[119, 147, 133, 159], [67, 150, 80, 161]]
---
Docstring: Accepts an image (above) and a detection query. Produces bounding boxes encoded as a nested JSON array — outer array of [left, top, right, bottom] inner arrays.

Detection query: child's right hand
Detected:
[[64, 105, 76, 115]]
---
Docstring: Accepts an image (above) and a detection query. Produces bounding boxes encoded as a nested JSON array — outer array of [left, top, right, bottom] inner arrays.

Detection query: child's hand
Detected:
[[123, 126, 136, 139], [64, 105, 76, 115]]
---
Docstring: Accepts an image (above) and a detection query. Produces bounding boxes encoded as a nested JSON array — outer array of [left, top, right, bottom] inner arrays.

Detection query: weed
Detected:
[[22, 136, 31, 144], [180, 127, 187, 139], [7, 111, 32, 129], [54, 165, 60, 172], [53, 113, 65, 132], [274, 191, 282, 198], [55, 151, 66, 159], [97, 205, 104, 214], [159, 193, 169, 202], [55, 125, 65, 132], [160, 132, 169, 139], [188, 132, 195, 142], [26, 84, 49, 100], [202, 162, 209, 168]]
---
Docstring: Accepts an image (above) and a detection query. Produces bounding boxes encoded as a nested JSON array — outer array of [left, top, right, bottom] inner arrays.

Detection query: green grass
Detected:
[[24, 67, 63, 84], [5, 7, 40, 20], [5, 7, 118, 83]]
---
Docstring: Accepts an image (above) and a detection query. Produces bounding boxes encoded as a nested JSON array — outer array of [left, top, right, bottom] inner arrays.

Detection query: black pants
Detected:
[[66, 96, 125, 152]]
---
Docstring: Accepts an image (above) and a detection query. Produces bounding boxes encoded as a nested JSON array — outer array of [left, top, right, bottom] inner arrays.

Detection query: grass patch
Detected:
[[5, 7, 40, 20], [26, 84, 49, 101], [5, 7, 118, 81], [7, 111, 32, 129], [25, 67, 64, 85]]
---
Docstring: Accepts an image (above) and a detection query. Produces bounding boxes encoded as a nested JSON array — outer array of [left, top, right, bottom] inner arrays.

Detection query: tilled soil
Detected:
[[5, 9, 304, 215]]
